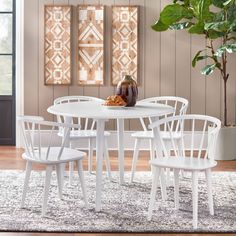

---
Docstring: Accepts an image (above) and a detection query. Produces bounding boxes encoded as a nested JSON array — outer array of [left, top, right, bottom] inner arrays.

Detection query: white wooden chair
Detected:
[[130, 96, 189, 183], [18, 116, 88, 216], [147, 114, 221, 229], [54, 96, 112, 183]]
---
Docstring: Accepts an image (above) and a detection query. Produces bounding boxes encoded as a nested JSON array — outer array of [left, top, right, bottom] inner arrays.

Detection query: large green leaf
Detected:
[[169, 21, 194, 30], [228, 3, 236, 23], [212, 0, 226, 8], [204, 21, 231, 32], [190, 0, 213, 21], [215, 43, 236, 56], [174, 0, 190, 6], [192, 50, 209, 67], [151, 19, 169, 32], [201, 64, 217, 75], [213, 10, 225, 21], [207, 29, 225, 39], [192, 50, 204, 67], [223, 0, 235, 7], [193, 55, 209, 67], [160, 4, 186, 25], [188, 22, 205, 34]]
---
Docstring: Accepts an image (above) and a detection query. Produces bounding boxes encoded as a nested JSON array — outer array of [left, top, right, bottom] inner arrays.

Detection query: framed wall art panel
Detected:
[[44, 5, 72, 85], [112, 6, 139, 85], [77, 5, 105, 85]]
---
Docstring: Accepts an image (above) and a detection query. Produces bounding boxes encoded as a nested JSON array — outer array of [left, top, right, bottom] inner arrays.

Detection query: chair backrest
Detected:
[[54, 96, 104, 130], [138, 96, 189, 131], [149, 114, 221, 161], [18, 116, 80, 161]]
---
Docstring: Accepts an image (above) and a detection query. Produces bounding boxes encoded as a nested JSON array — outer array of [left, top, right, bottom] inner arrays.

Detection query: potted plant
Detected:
[[152, 0, 236, 160]]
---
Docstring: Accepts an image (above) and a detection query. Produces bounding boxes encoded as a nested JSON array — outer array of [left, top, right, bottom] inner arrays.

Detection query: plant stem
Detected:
[[222, 46, 229, 126], [223, 77, 227, 126]]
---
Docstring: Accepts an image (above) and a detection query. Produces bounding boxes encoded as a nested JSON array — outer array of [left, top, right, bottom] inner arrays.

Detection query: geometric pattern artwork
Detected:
[[112, 6, 139, 85], [44, 6, 72, 85], [77, 5, 105, 85]]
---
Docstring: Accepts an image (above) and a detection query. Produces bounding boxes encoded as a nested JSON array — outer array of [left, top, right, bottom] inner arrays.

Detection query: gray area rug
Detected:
[[0, 170, 235, 232]]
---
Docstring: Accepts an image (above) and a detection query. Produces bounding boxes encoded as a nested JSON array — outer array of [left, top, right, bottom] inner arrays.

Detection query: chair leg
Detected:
[[21, 161, 32, 208], [166, 143, 171, 187], [69, 162, 74, 186], [149, 139, 155, 161], [166, 168, 171, 187], [130, 138, 141, 183], [160, 168, 167, 201], [148, 166, 161, 221], [68, 141, 74, 185], [60, 163, 66, 189], [192, 171, 199, 229], [205, 169, 214, 215], [77, 159, 88, 208], [42, 165, 53, 217], [174, 169, 180, 210], [88, 138, 94, 173], [56, 164, 63, 200], [149, 139, 155, 174], [177, 140, 185, 178], [104, 138, 112, 181]]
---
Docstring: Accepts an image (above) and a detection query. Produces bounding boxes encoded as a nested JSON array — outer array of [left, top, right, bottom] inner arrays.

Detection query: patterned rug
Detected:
[[0, 170, 235, 232]]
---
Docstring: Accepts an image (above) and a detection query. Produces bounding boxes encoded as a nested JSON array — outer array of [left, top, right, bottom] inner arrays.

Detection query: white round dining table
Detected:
[[47, 100, 174, 211]]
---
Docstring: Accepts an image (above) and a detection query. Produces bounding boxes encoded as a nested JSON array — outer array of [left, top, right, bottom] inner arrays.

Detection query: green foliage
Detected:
[[215, 43, 236, 56], [201, 64, 217, 75], [152, 0, 236, 125], [169, 22, 194, 30], [152, 0, 236, 75], [192, 50, 207, 67]]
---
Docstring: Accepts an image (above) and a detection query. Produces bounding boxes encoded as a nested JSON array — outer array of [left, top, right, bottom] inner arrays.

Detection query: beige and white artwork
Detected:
[[44, 5, 71, 85], [77, 5, 104, 85], [112, 6, 139, 85]]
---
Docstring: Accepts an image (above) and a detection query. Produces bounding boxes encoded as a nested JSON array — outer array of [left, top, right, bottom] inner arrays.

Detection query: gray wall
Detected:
[[24, 0, 236, 130]]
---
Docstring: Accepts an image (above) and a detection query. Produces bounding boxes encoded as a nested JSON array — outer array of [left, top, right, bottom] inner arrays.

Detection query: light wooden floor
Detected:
[[0, 146, 235, 236], [0, 146, 236, 171]]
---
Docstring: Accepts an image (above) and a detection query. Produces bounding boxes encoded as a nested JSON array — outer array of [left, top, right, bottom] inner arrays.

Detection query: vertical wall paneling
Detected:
[[190, 35, 206, 117], [52, 0, 70, 101], [68, 0, 84, 96], [24, 0, 39, 115], [175, 31, 191, 106], [129, 0, 144, 131], [144, 0, 160, 98], [82, 0, 100, 97], [99, 0, 116, 130], [206, 40, 221, 120], [226, 53, 236, 124], [160, 0, 175, 96], [114, 0, 130, 131], [38, 0, 54, 121], [175, 30, 191, 129], [24, 0, 236, 129]]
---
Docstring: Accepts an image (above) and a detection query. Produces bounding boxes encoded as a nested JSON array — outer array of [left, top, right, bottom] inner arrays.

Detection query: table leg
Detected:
[[61, 116, 72, 187], [95, 119, 105, 212], [117, 118, 124, 185], [150, 116, 167, 200]]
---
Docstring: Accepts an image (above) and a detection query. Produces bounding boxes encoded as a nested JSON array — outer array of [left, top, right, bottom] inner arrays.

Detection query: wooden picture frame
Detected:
[[77, 5, 105, 85], [111, 5, 139, 85], [44, 5, 72, 85]]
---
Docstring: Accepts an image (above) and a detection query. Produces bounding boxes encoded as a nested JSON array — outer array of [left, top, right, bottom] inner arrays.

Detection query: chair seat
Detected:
[[58, 130, 111, 139], [150, 156, 217, 171], [131, 130, 182, 140], [22, 147, 86, 164]]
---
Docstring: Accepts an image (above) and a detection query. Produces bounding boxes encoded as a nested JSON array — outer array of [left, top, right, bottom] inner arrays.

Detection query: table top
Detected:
[[47, 101, 174, 119]]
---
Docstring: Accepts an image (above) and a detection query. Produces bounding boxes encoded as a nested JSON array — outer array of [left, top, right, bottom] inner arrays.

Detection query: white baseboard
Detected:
[[23, 130, 206, 150]]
